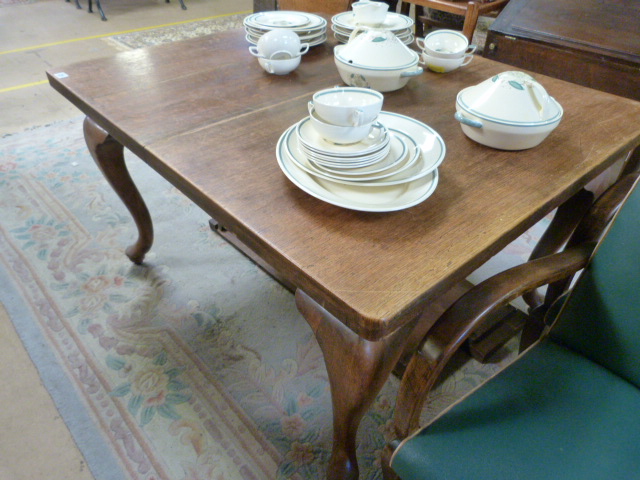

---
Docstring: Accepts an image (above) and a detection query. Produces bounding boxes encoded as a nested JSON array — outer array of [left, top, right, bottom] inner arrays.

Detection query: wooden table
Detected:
[[484, 0, 640, 101], [47, 27, 640, 480]]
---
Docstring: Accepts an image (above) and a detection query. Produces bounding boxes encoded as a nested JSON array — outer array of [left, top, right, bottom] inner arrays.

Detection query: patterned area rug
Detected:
[[0, 117, 533, 480], [0, 0, 35, 6], [107, 13, 249, 50], [107, 11, 493, 52]]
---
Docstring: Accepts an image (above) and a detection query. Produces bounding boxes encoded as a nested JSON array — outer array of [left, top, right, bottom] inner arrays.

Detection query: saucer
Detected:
[[296, 117, 389, 157], [286, 126, 435, 186]]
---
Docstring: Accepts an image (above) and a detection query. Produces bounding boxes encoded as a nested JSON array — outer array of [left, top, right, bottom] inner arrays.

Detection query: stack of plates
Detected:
[[331, 11, 415, 45], [277, 112, 446, 212], [297, 120, 391, 168], [243, 11, 328, 47]]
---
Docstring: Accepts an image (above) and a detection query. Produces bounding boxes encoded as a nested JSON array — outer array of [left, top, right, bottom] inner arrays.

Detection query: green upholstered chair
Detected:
[[383, 172, 640, 480]]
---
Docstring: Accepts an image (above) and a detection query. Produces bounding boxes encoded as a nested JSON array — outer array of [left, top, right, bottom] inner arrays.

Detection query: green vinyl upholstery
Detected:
[[391, 183, 640, 480]]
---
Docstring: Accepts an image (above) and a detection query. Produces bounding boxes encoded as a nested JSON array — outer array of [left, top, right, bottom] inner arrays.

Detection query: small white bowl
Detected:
[[258, 55, 301, 75], [416, 29, 476, 58], [253, 29, 310, 58], [309, 107, 377, 144], [420, 51, 473, 73], [311, 87, 383, 127]]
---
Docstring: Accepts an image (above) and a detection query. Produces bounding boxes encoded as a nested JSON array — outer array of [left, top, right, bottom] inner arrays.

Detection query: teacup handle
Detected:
[[415, 37, 426, 51], [460, 54, 474, 67], [466, 44, 478, 55], [308, 101, 314, 116], [248, 46, 263, 57], [299, 43, 310, 55], [349, 109, 365, 127]]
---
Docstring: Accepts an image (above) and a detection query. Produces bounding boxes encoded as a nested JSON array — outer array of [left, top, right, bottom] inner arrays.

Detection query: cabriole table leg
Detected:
[[295, 290, 419, 480], [83, 116, 153, 264]]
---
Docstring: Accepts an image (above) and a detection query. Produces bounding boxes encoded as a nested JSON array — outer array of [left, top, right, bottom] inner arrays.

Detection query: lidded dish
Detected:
[[334, 27, 422, 92], [455, 71, 563, 150]]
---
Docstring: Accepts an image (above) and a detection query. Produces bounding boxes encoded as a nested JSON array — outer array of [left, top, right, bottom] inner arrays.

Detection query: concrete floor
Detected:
[[1, 0, 252, 135], [0, 1, 250, 479]]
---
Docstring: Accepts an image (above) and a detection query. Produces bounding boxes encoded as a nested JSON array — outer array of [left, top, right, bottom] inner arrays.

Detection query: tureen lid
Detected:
[[456, 71, 563, 125], [335, 27, 418, 69]]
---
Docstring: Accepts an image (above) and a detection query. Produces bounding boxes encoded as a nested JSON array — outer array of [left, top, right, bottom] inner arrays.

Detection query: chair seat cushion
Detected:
[[391, 340, 640, 480]]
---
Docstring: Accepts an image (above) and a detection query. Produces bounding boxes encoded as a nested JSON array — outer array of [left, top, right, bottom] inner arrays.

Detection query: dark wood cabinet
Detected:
[[484, 0, 640, 101]]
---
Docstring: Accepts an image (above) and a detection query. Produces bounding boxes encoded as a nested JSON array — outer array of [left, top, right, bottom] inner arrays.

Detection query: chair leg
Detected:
[[381, 443, 401, 480], [461, 1, 481, 43]]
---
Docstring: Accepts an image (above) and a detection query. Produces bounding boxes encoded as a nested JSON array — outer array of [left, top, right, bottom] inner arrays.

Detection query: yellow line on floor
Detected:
[[0, 80, 49, 94], [0, 10, 251, 56]]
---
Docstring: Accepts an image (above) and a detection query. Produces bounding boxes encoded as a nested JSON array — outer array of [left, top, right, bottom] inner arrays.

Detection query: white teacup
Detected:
[[310, 87, 383, 127], [252, 29, 310, 59], [258, 55, 301, 75], [416, 29, 476, 58], [420, 52, 473, 73], [352, 0, 389, 26], [309, 106, 380, 144]]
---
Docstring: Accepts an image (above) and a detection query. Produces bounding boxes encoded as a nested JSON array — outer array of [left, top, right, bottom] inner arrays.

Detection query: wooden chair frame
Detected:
[[381, 170, 640, 479], [401, 0, 510, 41]]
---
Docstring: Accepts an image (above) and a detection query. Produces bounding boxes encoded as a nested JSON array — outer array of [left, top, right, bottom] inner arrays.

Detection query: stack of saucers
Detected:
[[331, 11, 414, 45], [243, 11, 328, 47], [275, 87, 446, 212]]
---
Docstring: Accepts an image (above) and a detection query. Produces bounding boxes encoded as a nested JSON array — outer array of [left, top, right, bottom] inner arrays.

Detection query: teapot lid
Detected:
[[457, 71, 563, 125], [335, 27, 418, 69]]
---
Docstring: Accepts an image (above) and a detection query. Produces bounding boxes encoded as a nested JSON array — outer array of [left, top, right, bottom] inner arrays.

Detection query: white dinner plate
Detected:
[[244, 11, 327, 32], [245, 32, 327, 47], [310, 130, 420, 179], [332, 25, 413, 45], [333, 30, 413, 46], [331, 11, 414, 32], [251, 11, 311, 29], [303, 144, 392, 168], [277, 131, 439, 212], [376, 111, 446, 173], [246, 25, 327, 42]]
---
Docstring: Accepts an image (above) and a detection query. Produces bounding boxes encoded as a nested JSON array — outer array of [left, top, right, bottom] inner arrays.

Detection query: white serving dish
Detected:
[[333, 28, 422, 91], [334, 53, 422, 92], [455, 71, 564, 150], [339, 27, 418, 68]]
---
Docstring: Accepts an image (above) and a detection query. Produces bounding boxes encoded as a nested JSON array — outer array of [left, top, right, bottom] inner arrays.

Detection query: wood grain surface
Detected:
[[47, 27, 640, 341]]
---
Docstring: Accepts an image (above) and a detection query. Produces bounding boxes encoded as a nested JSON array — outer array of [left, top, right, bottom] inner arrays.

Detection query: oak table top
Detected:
[[47, 26, 640, 480]]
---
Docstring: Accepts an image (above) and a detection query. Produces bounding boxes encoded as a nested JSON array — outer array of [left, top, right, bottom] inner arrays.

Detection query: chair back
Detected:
[[550, 182, 640, 388], [277, 0, 353, 15]]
